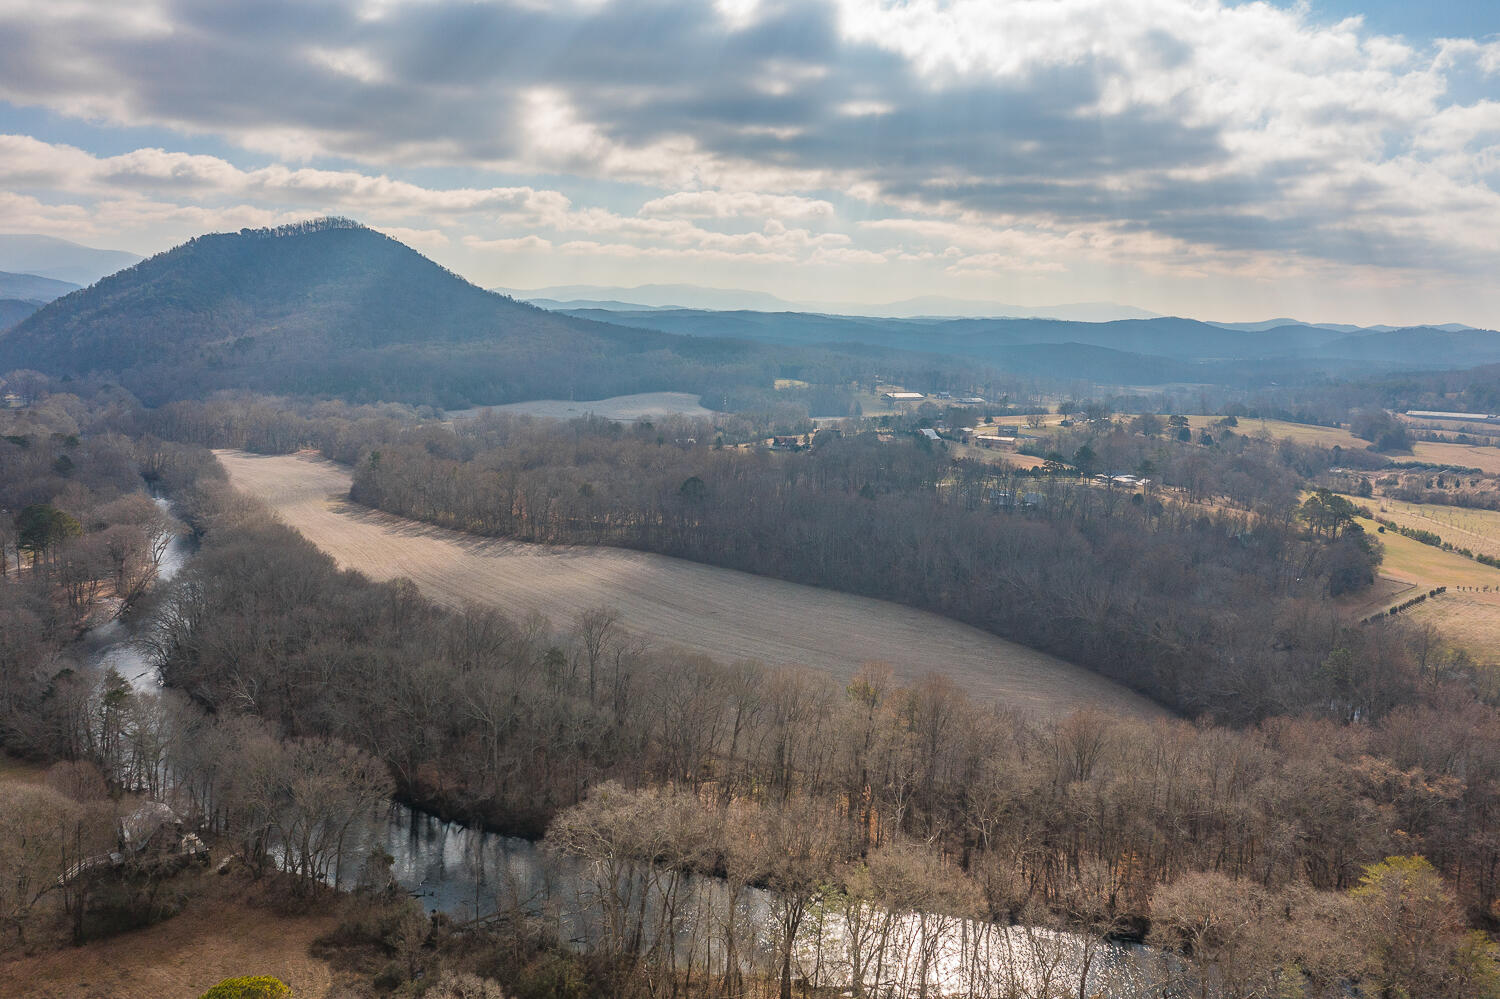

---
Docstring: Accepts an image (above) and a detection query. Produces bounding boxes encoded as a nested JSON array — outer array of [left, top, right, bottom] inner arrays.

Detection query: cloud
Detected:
[[462, 234, 553, 253], [0, 134, 574, 220], [639, 190, 834, 220], [1, 0, 1500, 316]]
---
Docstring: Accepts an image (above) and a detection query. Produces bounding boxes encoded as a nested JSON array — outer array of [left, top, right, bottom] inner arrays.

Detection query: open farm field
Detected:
[[950, 441, 1052, 469], [1399, 413, 1500, 434], [217, 450, 1165, 719], [1339, 508, 1500, 661], [446, 391, 715, 423], [1356, 516, 1500, 588], [1366, 495, 1500, 560], [1175, 415, 1365, 449], [1399, 441, 1500, 474]]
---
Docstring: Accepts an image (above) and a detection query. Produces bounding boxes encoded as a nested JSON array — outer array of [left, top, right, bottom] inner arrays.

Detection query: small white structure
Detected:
[[1406, 410, 1499, 423]]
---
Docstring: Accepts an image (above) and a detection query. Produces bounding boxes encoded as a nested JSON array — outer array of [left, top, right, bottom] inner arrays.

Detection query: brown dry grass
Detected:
[[0, 883, 339, 999], [1399, 441, 1500, 474], [1365, 496, 1500, 560], [0, 760, 340, 999], [949, 441, 1051, 470], [0, 754, 47, 785], [216, 450, 1165, 720], [1171, 415, 1364, 449], [1338, 509, 1500, 662]]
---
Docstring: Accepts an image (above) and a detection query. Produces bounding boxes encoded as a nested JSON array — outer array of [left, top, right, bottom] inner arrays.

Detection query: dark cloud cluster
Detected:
[[0, 0, 1495, 277]]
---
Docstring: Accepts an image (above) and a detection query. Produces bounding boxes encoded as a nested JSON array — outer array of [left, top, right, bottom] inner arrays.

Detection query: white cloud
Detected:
[[639, 190, 835, 220]]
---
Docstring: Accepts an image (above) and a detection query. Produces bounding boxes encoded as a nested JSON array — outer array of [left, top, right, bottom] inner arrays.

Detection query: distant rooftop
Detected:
[[1406, 410, 1499, 422]]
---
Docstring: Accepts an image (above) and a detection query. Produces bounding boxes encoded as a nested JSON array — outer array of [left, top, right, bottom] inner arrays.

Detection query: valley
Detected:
[[217, 449, 1164, 719]]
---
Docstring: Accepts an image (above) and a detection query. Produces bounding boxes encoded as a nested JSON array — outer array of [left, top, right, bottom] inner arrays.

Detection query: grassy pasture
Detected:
[[1366, 496, 1500, 560], [1171, 415, 1365, 449], [1334, 501, 1500, 662], [1399, 441, 1500, 474]]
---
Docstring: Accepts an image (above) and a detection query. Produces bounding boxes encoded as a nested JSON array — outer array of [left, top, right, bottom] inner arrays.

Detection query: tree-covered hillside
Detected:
[[0, 219, 853, 408]]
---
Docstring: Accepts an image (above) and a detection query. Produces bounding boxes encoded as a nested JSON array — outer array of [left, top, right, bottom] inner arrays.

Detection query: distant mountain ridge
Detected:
[[0, 270, 80, 303], [0, 234, 141, 286], [500, 282, 1160, 321], [0, 270, 82, 332], [562, 306, 1500, 385]]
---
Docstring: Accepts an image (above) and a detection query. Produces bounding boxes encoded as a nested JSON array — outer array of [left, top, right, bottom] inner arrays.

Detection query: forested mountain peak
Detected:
[[0, 219, 726, 406], [0, 217, 566, 359]]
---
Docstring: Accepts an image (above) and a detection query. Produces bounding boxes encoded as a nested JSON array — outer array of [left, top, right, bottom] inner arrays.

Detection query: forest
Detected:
[[4, 384, 1500, 998], [329, 411, 1392, 722]]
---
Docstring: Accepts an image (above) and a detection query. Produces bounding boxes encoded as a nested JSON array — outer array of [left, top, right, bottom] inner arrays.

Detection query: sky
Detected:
[[0, 0, 1498, 325]]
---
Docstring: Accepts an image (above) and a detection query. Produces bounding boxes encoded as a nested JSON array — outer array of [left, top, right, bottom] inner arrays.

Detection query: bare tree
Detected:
[[574, 606, 621, 703]]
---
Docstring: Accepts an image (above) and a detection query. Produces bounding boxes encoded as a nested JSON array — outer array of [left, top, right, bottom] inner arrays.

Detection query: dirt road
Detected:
[[217, 450, 1165, 719]]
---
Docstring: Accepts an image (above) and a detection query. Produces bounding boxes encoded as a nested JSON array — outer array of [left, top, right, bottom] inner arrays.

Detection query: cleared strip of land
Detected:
[[217, 450, 1165, 719], [446, 391, 715, 423]]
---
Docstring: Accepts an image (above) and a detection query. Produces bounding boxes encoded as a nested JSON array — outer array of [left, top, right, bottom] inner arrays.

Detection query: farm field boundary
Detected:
[[216, 450, 1165, 720]]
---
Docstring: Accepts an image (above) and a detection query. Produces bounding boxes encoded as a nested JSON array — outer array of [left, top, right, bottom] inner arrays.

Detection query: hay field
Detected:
[[950, 441, 1051, 470], [217, 451, 1164, 719], [1399, 441, 1500, 474], [1367, 496, 1500, 560], [1172, 415, 1364, 449], [447, 391, 715, 423], [1340, 509, 1500, 661]]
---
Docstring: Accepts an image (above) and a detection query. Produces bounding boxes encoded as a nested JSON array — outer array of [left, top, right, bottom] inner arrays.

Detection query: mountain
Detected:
[[0, 235, 141, 286], [566, 307, 1500, 385], [0, 219, 810, 407], [510, 282, 1157, 321], [498, 283, 800, 312], [526, 297, 684, 312], [0, 300, 40, 331], [0, 270, 80, 302], [859, 297, 1160, 321]]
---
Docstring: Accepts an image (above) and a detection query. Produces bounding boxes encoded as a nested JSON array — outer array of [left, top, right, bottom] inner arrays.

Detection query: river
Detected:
[[83, 499, 1165, 997]]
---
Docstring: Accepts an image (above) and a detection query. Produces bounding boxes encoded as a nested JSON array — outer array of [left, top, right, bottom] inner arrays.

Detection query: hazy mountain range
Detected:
[[4, 221, 1498, 403], [0, 270, 83, 333], [497, 283, 1164, 322], [0, 234, 142, 286], [556, 307, 1500, 385]]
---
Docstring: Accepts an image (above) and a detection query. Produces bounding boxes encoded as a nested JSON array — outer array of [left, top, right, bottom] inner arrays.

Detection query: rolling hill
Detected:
[[0, 270, 79, 302], [562, 306, 1500, 385]]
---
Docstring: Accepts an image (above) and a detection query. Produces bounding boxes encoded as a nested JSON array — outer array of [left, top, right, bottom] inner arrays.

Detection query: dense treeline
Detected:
[[0, 414, 395, 952], [6, 394, 1500, 995], [344, 415, 1392, 722], [138, 483, 1500, 996]]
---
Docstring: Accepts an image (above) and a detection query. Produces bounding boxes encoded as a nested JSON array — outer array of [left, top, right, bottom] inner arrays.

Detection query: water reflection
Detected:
[[82, 497, 191, 692], [358, 802, 1160, 998]]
